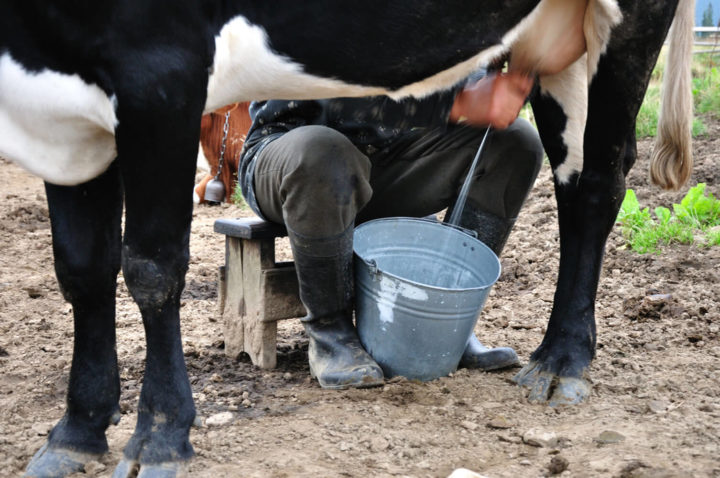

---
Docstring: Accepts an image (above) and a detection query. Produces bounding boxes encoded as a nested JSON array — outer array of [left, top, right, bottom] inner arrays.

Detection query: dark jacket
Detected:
[[238, 75, 486, 217]]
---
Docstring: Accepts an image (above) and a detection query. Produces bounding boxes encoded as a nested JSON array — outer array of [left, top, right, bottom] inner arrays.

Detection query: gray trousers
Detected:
[[252, 119, 543, 238]]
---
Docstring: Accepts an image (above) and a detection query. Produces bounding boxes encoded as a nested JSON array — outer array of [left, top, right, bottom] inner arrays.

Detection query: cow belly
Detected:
[[206, 0, 621, 115], [0, 53, 118, 186], [206, 15, 513, 111], [204, 16, 388, 112]]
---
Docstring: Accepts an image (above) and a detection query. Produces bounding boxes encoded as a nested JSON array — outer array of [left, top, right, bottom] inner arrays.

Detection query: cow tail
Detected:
[[650, 0, 695, 190]]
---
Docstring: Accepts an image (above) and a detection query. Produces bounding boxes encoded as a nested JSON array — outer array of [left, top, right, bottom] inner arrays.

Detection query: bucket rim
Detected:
[[353, 216, 502, 292]]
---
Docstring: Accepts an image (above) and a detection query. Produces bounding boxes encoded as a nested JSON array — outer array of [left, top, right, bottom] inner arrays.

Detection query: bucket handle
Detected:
[[365, 259, 382, 281], [414, 216, 479, 239]]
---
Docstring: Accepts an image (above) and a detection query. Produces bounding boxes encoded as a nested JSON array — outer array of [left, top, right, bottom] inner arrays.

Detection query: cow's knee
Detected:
[[122, 246, 187, 314]]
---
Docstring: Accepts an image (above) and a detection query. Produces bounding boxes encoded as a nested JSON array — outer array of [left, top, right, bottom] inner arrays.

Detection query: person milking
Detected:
[[236, 20, 587, 388]]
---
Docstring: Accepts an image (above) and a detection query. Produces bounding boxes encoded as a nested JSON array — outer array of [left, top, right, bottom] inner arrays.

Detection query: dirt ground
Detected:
[[1, 117, 719, 478]]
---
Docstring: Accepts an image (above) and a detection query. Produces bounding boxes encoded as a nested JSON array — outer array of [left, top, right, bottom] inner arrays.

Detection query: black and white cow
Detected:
[[0, 0, 693, 476]]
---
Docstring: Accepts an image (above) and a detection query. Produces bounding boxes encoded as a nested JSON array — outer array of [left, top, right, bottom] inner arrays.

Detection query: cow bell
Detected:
[[204, 178, 226, 204]]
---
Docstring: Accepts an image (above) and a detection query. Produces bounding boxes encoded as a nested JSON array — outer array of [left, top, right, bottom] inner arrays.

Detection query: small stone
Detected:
[[618, 459, 650, 478], [242, 399, 252, 407], [497, 434, 522, 444], [283, 372, 292, 380], [647, 400, 669, 414], [487, 416, 514, 429], [588, 459, 610, 472], [23, 287, 44, 299], [242, 391, 250, 399], [594, 430, 626, 445], [31, 422, 52, 436], [446, 469, 490, 478], [461, 420, 479, 431], [210, 373, 223, 383], [547, 455, 569, 475], [519, 459, 532, 466], [523, 429, 558, 448], [205, 412, 234, 427], [83, 460, 106, 475], [370, 437, 390, 452]]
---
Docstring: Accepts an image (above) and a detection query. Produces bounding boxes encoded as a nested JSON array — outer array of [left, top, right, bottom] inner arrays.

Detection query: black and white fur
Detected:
[[0, 1, 691, 476]]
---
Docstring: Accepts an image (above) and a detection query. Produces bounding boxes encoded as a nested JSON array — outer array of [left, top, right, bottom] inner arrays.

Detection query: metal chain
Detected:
[[213, 111, 231, 182]]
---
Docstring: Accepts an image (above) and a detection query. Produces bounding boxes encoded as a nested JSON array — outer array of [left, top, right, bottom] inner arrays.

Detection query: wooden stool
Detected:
[[214, 217, 305, 369]]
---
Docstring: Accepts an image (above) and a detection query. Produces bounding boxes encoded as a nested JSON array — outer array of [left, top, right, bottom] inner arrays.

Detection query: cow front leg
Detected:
[[109, 78, 205, 478], [25, 165, 123, 477], [112, 161, 196, 478]]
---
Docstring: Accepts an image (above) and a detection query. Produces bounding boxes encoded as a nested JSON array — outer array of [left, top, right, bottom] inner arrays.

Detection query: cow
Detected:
[[0, 0, 693, 476], [194, 102, 251, 204]]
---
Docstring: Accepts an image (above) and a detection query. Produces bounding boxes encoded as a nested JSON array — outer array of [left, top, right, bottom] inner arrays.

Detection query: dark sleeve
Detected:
[[351, 67, 488, 132]]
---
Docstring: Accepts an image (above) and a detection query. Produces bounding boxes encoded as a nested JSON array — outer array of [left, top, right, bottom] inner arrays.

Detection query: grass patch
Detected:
[[636, 83, 661, 138], [617, 184, 720, 253], [231, 181, 250, 209], [635, 50, 719, 138], [693, 63, 720, 118]]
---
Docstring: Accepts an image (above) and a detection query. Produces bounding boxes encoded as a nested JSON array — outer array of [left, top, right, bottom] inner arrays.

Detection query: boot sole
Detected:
[[310, 366, 385, 390]]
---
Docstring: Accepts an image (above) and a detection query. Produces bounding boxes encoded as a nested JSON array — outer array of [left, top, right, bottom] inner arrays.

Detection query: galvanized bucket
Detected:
[[353, 217, 501, 381]]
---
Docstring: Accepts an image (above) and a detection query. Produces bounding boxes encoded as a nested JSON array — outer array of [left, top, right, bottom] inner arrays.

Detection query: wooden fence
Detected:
[[693, 27, 720, 55]]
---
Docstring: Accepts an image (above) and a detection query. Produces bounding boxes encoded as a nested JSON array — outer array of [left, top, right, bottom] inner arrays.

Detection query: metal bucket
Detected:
[[353, 217, 501, 381]]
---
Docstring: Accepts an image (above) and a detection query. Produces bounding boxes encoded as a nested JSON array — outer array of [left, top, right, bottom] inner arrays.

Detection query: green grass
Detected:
[[636, 50, 720, 138], [636, 83, 661, 138], [231, 180, 250, 209], [693, 63, 720, 118], [617, 184, 720, 253]]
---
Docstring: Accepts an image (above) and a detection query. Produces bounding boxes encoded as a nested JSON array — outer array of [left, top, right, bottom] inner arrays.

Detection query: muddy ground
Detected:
[[1, 117, 719, 478]]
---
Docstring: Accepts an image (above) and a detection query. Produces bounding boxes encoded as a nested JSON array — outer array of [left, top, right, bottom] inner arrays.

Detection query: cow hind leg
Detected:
[[512, 86, 599, 407], [514, 0, 678, 406], [25, 165, 123, 477]]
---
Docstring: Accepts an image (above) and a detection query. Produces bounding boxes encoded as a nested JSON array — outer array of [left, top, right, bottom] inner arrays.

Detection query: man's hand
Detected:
[[449, 72, 533, 129]]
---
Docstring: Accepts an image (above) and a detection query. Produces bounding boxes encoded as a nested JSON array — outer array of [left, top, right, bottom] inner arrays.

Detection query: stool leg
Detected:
[[222, 237, 246, 360], [245, 321, 278, 369], [222, 236, 279, 369]]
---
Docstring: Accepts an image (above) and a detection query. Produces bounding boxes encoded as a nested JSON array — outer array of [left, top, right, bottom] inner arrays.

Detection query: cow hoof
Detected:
[[24, 442, 101, 478], [513, 361, 591, 406], [112, 458, 188, 478]]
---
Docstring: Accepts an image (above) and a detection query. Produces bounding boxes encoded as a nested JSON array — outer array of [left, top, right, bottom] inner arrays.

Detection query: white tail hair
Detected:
[[650, 0, 695, 190]]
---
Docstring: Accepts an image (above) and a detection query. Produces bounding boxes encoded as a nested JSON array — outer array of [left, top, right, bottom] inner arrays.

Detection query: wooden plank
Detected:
[[262, 264, 305, 322], [214, 217, 288, 240], [222, 237, 247, 360], [217, 265, 227, 322], [240, 238, 279, 368]]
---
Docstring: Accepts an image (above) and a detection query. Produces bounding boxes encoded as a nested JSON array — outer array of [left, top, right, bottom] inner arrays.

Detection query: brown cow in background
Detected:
[[194, 102, 252, 204]]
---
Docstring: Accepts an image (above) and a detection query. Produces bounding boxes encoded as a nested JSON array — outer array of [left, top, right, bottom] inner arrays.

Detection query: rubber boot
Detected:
[[445, 204, 520, 370], [288, 225, 384, 389]]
